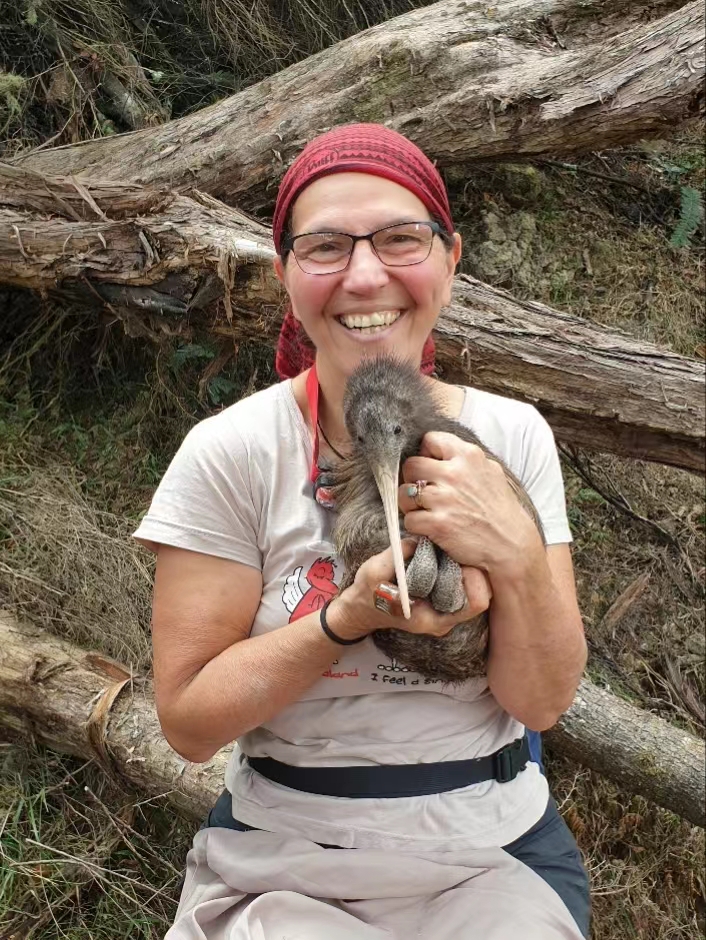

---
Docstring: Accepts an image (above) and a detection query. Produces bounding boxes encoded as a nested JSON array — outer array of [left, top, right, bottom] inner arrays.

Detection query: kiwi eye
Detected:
[[357, 434, 365, 443], [393, 425, 402, 435]]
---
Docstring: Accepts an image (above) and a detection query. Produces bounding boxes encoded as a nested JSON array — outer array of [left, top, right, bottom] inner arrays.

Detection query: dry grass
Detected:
[[549, 756, 705, 939], [0, 468, 154, 671], [0, 744, 192, 938]]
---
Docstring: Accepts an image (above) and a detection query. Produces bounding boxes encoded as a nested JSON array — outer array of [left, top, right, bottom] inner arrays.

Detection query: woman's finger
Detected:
[[397, 479, 439, 515], [418, 430, 469, 460], [402, 454, 456, 485], [356, 537, 418, 586], [462, 567, 492, 618]]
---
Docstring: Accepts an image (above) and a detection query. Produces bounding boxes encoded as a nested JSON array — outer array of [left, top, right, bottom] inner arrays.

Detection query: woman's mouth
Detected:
[[336, 310, 403, 335]]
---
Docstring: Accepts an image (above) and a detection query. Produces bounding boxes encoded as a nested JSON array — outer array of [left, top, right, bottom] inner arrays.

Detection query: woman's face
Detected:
[[273, 172, 461, 378]]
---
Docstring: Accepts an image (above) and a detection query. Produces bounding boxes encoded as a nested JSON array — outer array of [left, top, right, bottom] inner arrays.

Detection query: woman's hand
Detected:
[[398, 431, 543, 575], [330, 538, 492, 641]]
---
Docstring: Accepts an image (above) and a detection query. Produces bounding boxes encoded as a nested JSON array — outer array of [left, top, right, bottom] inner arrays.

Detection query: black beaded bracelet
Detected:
[[320, 599, 365, 646]]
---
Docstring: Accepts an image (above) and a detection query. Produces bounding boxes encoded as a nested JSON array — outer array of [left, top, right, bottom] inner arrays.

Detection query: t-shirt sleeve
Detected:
[[519, 410, 573, 545], [132, 417, 262, 569]]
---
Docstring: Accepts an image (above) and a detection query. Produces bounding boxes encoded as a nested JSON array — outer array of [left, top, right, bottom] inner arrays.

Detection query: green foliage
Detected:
[[0, 70, 27, 134], [207, 374, 237, 405], [670, 186, 704, 249], [170, 343, 215, 368]]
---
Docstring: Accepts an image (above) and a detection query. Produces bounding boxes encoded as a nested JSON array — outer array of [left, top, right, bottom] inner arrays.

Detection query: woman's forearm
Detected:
[[486, 550, 587, 731], [163, 601, 356, 762]]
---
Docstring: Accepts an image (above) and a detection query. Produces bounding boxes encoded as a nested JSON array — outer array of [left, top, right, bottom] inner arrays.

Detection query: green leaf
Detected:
[[207, 376, 237, 405], [170, 344, 214, 368], [670, 186, 704, 249]]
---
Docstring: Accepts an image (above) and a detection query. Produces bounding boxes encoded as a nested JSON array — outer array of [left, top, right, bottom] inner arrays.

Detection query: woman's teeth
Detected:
[[338, 310, 402, 333]]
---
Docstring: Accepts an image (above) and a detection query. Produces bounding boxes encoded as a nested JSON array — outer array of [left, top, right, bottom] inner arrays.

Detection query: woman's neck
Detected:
[[315, 359, 352, 453]]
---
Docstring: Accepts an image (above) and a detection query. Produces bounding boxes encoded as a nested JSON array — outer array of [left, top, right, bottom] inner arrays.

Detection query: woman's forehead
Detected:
[[290, 172, 431, 233]]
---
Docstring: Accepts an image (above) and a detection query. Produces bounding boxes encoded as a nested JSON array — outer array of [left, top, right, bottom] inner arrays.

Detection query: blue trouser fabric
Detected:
[[527, 729, 544, 771]]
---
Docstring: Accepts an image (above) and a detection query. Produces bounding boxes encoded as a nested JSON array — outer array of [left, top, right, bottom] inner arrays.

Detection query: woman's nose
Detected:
[[341, 239, 390, 292]]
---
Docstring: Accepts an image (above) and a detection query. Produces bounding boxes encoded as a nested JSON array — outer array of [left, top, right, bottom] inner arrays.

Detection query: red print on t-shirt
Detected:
[[282, 557, 338, 623]]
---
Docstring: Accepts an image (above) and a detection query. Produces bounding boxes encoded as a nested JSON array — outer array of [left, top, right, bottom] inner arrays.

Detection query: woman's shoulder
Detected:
[[452, 385, 559, 478], [458, 385, 546, 430], [183, 380, 298, 453]]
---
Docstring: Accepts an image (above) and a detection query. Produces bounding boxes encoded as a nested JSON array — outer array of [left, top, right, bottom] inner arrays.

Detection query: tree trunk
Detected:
[[13, 0, 705, 215], [546, 679, 706, 828], [0, 613, 703, 827], [0, 612, 226, 820], [2, 164, 703, 473]]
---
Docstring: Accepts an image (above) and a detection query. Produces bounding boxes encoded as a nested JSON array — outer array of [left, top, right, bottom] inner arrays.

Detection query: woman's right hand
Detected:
[[328, 539, 492, 642]]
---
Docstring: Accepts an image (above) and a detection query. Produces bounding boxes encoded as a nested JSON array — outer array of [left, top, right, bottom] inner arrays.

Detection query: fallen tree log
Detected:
[[13, 0, 705, 214], [545, 681, 706, 827], [0, 612, 703, 827], [1, 165, 704, 473]]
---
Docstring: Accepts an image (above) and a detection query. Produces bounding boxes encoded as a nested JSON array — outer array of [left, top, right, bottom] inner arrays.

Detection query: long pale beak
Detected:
[[372, 461, 411, 619]]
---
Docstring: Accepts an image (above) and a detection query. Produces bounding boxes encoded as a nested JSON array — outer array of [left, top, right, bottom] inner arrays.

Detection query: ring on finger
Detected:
[[373, 582, 403, 616], [407, 479, 428, 510]]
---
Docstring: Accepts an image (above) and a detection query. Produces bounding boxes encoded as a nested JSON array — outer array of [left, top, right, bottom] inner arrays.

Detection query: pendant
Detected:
[[313, 468, 336, 510]]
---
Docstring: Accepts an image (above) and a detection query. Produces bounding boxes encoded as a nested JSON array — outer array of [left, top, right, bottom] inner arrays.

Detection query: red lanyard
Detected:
[[305, 362, 321, 483]]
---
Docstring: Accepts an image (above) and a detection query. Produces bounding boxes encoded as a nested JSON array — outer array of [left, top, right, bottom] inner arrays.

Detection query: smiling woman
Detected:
[[133, 123, 589, 939], [273, 171, 461, 407]]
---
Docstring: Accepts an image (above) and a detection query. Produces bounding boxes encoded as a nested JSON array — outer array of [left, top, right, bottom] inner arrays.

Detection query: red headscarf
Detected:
[[273, 123, 454, 380]]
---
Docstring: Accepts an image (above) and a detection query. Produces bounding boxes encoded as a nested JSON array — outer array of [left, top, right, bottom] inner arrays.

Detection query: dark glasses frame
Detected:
[[281, 221, 445, 274]]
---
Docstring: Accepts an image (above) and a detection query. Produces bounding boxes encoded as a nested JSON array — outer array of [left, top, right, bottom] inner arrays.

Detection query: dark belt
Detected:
[[247, 734, 530, 799]]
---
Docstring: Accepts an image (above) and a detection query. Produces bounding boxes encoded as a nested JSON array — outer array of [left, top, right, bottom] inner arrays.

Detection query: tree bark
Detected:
[[546, 679, 706, 828], [2, 164, 703, 473], [0, 613, 703, 827], [13, 0, 705, 215]]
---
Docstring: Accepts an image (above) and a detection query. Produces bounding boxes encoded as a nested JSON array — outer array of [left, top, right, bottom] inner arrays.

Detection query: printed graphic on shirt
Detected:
[[282, 557, 446, 691], [282, 556, 339, 623], [322, 658, 359, 679]]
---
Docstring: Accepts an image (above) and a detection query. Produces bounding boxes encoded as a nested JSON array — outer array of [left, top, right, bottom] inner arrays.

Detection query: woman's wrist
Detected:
[[324, 592, 372, 642], [486, 527, 547, 588]]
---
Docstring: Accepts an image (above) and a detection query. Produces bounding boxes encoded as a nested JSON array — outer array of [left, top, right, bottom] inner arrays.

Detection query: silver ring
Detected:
[[412, 479, 427, 510]]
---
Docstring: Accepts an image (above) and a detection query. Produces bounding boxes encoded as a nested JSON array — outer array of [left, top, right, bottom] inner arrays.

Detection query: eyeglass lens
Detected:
[[292, 222, 435, 273]]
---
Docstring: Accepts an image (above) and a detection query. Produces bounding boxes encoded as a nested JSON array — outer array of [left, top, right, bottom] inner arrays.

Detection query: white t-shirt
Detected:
[[134, 379, 572, 852]]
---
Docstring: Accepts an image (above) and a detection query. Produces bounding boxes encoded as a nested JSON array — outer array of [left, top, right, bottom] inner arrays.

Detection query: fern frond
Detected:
[[670, 186, 704, 249]]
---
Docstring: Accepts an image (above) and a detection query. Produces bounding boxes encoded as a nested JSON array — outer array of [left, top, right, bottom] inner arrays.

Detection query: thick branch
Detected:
[[14, 0, 705, 213], [1, 164, 703, 473], [546, 679, 705, 828], [0, 614, 702, 827]]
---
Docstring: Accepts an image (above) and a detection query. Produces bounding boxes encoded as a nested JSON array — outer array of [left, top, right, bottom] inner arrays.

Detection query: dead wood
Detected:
[[12, 0, 705, 214], [1, 164, 703, 473], [546, 679, 705, 828], [0, 613, 702, 827]]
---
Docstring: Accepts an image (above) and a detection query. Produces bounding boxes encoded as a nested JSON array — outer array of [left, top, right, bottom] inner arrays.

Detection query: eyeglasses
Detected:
[[282, 221, 445, 275]]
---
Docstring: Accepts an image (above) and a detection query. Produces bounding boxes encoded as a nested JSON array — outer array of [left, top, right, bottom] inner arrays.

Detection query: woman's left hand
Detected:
[[398, 431, 543, 574]]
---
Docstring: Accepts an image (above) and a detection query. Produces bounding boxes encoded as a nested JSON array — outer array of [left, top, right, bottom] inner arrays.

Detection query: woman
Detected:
[[135, 123, 590, 939]]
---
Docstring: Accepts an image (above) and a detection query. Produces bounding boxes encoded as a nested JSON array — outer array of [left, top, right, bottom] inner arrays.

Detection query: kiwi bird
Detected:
[[331, 355, 544, 684]]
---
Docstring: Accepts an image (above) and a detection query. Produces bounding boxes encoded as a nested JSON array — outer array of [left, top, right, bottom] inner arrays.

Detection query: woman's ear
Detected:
[[451, 232, 462, 269], [273, 254, 286, 284], [441, 232, 462, 306]]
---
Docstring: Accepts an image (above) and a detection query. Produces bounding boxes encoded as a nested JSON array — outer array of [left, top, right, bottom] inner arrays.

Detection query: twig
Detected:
[[559, 445, 679, 548], [537, 159, 656, 196], [22, 838, 176, 902]]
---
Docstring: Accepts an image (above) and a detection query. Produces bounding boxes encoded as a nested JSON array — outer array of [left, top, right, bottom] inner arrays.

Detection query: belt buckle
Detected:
[[494, 739, 522, 784]]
